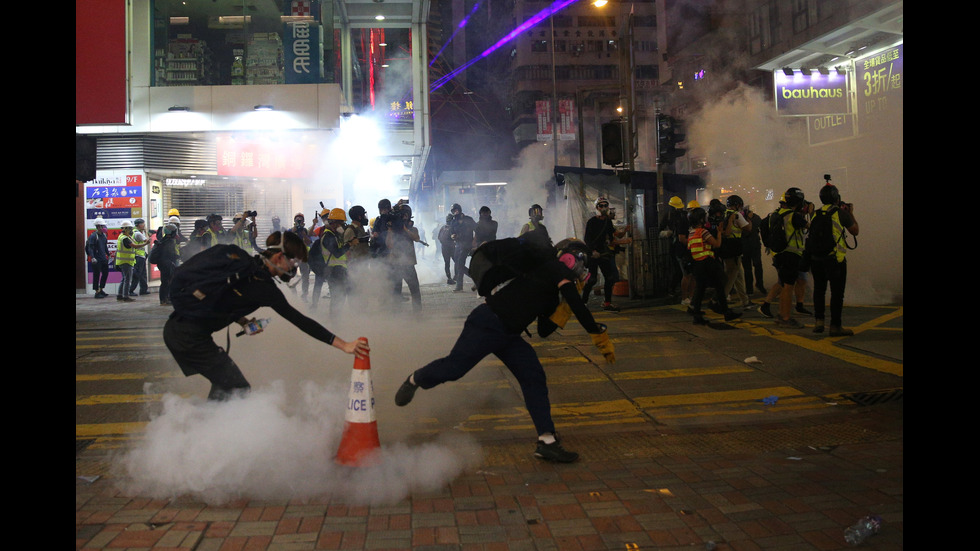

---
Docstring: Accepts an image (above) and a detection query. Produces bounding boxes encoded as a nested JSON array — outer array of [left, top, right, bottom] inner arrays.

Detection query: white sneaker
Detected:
[[681, 298, 691, 305]]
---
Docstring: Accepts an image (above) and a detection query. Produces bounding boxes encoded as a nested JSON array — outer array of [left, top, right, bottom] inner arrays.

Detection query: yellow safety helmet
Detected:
[[669, 196, 684, 209], [686, 200, 700, 209], [328, 208, 347, 221], [167, 208, 181, 216]]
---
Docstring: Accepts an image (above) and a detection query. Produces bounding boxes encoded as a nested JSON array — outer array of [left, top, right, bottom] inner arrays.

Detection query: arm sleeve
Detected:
[[559, 281, 602, 334], [262, 285, 337, 345]]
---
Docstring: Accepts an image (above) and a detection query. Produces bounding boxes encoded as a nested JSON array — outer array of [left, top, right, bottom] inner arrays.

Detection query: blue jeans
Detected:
[[412, 303, 556, 437], [116, 264, 133, 298]]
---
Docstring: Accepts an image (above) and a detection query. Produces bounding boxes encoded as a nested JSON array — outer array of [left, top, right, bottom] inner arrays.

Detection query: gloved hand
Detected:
[[590, 326, 615, 363], [549, 301, 572, 329]]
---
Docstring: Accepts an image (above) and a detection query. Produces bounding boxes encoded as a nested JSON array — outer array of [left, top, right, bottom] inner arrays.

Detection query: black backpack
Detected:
[[763, 210, 792, 253], [169, 244, 260, 319], [805, 207, 842, 258], [308, 238, 327, 275], [468, 237, 552, 297]]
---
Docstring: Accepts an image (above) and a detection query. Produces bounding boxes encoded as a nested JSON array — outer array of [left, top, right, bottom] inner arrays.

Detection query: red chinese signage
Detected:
[[216, 135, 318, 178]]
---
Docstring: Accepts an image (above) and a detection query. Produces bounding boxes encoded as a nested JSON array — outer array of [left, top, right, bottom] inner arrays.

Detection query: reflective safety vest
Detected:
[[778, 208, 805, 256], [821, 204, 848, 263], [132, 229, 148, 257], [725, 209, 744, 238], [233, 231, 254, 255], [323, 228, 348, 268], [687, 227, 714, 261], [115, 234, 137, 266]]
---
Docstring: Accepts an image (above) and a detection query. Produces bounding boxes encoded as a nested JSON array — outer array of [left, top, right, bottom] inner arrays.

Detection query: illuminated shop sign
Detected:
[[855, 43, 902, 134], [774, 70, 849, 116], [285, 21, 324, 84]]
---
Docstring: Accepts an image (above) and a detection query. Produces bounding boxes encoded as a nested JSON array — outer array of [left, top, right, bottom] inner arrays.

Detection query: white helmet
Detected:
[[120, 220, 134, 229], [94, 217, 107, 227], [168, 216, 180, 225]]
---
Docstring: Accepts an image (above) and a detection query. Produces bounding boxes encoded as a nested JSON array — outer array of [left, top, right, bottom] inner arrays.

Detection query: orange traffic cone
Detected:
[[336, 338, 381, 466]]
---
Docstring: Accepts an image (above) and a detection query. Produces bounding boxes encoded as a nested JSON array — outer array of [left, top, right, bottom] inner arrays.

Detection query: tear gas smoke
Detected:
[[114, 382, 482, 506], [115, 298, 485, 506]]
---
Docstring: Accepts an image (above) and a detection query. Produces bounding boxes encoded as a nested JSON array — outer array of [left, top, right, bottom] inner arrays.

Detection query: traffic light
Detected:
[[657, 114, 687, 164], [601, 120, 624, 166]]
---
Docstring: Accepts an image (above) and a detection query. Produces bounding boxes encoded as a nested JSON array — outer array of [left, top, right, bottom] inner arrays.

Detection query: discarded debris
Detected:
[[762, 395, 778, 405], [77, 475, 100, 484], [744, 356, 762, 364]]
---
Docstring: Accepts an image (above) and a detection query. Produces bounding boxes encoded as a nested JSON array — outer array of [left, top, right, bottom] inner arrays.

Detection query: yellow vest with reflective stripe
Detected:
[[115, 234, 137, 265], [688, 228, 714, 261], [324, 228, 348, 268], [132, 230, 148, 257]]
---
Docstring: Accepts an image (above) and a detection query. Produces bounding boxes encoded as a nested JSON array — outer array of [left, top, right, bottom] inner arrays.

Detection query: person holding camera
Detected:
[[740, 205, 766, 296], [285, 213, 314, 302], [808, 184, 859, 336], [758, 188, 809, 328]]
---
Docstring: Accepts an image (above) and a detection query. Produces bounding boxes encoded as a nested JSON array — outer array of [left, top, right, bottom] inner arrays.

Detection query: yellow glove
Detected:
[[549, 301, 572, 329], [590, 329, 616, 364]]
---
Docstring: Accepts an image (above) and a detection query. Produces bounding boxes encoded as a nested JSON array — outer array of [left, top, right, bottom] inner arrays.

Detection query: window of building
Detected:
[[749, 3, 778, 54]]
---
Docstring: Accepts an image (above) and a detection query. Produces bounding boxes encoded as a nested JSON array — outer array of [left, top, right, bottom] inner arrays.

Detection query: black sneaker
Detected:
[[796, 304, 813, 315], [447, 278, 456, 285], [759, 302, 773, 318], [394, 375, 419, 406], [534, 440, 579, 463], [724, 310, 741, 322]]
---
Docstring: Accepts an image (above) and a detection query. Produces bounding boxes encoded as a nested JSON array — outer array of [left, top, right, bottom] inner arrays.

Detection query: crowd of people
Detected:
[[82, 183, 857, 462], [659, 181, 858, 334]]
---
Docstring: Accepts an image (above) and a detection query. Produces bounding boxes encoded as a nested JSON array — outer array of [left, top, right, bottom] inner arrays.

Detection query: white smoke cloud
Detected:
[[113, 382, 482, 505]]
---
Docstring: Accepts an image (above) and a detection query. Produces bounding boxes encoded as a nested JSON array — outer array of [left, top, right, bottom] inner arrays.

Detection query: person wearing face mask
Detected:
[[162, 231, 369, 401], [393, 237, 615, 463], [85, 217, 111, 298], [581, 197, 625, 311]]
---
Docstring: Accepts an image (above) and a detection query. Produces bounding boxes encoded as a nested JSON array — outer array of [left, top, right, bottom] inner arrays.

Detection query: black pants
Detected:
[[442, 243, 455, 279], [91, 259, 109, 291], [158, 263, 175, 304], [691, 258, 729, 316], [741, 247, 764, 292], [412, 304, 555, 437], [811, 257, 847, 327], [581, 255, 619, 303], [163, 316, 251, 401]]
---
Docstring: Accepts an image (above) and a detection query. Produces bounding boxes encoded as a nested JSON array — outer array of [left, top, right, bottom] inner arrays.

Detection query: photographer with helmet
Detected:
[[386, 202, 423, 311], [758, 187, 809, 328], [807, 182, 859, 336]]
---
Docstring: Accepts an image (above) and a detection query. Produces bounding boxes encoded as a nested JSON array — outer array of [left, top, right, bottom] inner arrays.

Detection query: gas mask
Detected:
[[558, 251, 590, 284]]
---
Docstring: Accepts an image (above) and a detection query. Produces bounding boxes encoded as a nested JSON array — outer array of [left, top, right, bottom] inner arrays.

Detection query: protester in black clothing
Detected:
[[153, 224, 180, 305], [85, 218, 110, 298], [285, 213, 313, 301], [474, 206, 498, 247], [393, 238, 615, 463], [449, 203, 477, 292], [581, 197, 624, 311], [740, 205, 766, 295], [163, 231, 369, 401], [437, 214, 456, 284]]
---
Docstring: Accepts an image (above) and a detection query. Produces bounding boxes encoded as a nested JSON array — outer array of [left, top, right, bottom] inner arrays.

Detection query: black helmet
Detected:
[[206, 213, 223, 224], [725, 195, 743, 210], [378, 198, 392, 210], [687, 207, 706, 227], [818, 184, 840, 205], [134, 218, 145, 225], [349, 205, 366, 221], [529, 203, 543, 218], [783, 187, 805, 208], [451, 203, 462, 214]]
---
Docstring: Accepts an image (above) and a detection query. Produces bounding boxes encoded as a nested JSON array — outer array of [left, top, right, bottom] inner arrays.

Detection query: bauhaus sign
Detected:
[[774, 71, 849, 116]]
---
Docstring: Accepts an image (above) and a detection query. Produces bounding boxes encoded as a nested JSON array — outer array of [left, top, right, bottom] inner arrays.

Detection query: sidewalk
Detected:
[[76, 280, 903, 550]]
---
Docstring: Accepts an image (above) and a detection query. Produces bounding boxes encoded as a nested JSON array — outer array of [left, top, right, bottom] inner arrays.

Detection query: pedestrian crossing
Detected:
[[76, 305, 902, 449]]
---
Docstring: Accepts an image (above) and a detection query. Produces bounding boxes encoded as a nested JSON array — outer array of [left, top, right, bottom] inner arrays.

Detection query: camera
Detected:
[[244, 210, 258, 218]]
